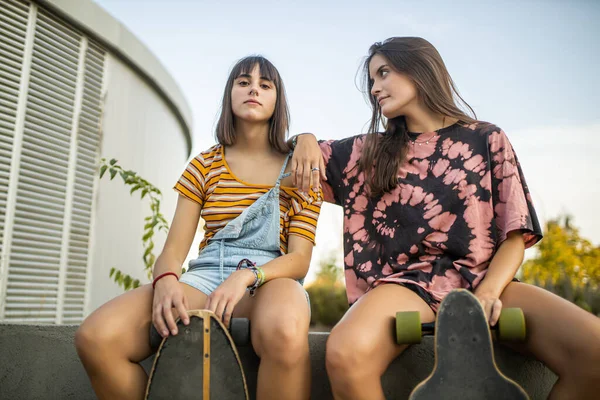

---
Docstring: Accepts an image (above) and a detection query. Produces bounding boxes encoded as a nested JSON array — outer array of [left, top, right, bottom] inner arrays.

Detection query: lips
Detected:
[[244, 99, 261, 105], [378, 96, 389, 105]]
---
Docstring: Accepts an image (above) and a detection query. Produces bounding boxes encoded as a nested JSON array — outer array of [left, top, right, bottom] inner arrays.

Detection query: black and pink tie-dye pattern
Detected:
[[320, 122, 542, 311]]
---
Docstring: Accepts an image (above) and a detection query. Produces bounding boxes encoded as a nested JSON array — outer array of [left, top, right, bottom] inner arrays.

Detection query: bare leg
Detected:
[[75, 283, 208, 400], [326, 284, 435, 400], [499, 282, 600, 400], [242, 278, 311, 400]]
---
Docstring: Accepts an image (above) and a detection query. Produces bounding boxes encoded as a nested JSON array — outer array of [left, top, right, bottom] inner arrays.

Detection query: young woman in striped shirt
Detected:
[[76, 56, 322, 400]]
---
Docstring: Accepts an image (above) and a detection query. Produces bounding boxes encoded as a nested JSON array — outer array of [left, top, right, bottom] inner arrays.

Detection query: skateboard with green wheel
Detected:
[[396, 289, 529, 400], [145, 310, 251, 399]]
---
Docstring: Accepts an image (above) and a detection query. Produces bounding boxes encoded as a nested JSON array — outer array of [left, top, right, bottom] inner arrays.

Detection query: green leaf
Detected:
[[109, 158, 117, 166], [130, 184, 142, 195], [99, 165, 108, 178], [142, 230, 153, 242], [109, 267, 115, 278], [110, 169, 118, 180], [141, 188, 148, 199]]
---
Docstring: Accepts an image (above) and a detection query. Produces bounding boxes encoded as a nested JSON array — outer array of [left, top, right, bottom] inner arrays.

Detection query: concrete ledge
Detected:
[[0, 324, 556, 399]]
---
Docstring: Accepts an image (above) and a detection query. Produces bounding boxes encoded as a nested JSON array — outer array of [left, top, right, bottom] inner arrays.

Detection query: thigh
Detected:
[[329, 283, 435, 374], [500, 282, 600, 376], [80, 284, 154, 362], [82, 282, 209, 361]]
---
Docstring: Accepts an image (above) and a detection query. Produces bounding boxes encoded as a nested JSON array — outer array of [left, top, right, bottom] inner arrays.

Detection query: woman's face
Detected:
[[369, 54, 418, 119], [231, 65, 277, 124]]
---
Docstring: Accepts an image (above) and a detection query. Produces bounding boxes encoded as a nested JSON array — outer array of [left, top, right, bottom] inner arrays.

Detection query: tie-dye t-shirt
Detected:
[[320, 121, 542, 311]]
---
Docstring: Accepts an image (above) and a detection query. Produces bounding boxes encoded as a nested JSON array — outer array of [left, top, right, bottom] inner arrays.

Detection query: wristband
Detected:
[[152, 272, 179, 289], [237, 259, 266, 296]]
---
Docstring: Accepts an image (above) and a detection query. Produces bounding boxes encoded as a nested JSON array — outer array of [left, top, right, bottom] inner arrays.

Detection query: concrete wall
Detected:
[[87, 54, 190, 313], [0, 324, 557, 399]]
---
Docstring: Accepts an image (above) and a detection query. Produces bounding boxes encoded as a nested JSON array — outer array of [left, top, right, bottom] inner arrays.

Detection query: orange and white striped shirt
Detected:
[[174, 144, 322, 254]]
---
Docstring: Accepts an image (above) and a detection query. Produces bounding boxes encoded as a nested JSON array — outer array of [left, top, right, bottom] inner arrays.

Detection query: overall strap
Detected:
[[275, 152, 292, 185]]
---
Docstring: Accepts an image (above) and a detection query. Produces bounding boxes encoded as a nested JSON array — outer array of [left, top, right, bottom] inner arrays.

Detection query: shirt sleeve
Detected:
[[489, 128, 543, 248], [288, 189, 323, 245], [319, 136, 359, 205], [173, 153, 207, 207]]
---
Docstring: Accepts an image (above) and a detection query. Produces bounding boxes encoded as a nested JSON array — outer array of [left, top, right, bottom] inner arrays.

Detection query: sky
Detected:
[[94, 0, 600, 280]]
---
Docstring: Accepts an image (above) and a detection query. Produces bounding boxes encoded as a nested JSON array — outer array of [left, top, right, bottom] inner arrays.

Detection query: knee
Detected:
[[75, 318, 116, 361], [254, 314, 309, 367], [326, 325, 373, 379]]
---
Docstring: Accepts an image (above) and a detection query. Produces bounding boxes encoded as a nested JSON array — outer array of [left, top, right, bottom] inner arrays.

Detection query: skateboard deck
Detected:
[[145, 310, 249, 400], [408, 290, 529, 400]]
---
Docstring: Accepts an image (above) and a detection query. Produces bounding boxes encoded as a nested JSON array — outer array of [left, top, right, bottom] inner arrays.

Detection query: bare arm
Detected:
[[152, 195, 202, 337], [474, 230, 525, 325], [152, 195, 201, 280]]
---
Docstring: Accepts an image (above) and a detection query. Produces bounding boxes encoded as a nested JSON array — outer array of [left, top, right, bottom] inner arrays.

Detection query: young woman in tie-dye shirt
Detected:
[[292, 37, 600, 399]]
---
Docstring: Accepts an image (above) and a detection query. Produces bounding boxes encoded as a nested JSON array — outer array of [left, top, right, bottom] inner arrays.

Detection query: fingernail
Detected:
[[172, 329, 177, 335], [162, 330, 168, 336]]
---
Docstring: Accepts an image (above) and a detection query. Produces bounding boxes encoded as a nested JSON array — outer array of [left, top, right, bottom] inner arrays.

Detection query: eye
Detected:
[[380, 69, 389, 78], [238, 80, 249, 86], [260, 83, 272, 90]]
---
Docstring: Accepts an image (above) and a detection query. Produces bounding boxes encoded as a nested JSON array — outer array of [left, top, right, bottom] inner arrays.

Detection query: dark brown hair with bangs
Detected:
[[215, 56, 290, 153], [359, 37, 477, 196]]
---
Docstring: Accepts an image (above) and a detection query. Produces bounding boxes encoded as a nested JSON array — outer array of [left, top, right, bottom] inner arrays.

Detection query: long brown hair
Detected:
[[359, 37, 476, 196], [215, 56, 290, 153]]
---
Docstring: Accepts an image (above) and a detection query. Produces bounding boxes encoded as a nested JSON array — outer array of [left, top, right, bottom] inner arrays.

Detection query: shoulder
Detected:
[[320, 133, 369, 155], [189, 144, 222, 170], [457, 120, 504, 137], [449, 121, 512, 149]]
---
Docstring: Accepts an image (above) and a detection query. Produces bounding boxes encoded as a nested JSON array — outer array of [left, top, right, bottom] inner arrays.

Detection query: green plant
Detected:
[[306, 255, 348, 328], [99, 158, 169, 290]]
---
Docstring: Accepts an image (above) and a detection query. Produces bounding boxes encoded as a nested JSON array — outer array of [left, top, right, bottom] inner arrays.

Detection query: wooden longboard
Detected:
[[409, 290, 529, 400], [145, 310, 249, 400]]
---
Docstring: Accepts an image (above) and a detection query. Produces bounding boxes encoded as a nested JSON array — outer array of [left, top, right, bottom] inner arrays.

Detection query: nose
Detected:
[[370, 81, 380, 98], [249, 83, 260, 96]]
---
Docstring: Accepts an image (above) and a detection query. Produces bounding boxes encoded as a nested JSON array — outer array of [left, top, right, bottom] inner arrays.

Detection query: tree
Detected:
[[520, 215, 600, 315], [305, 255, 348, 328]]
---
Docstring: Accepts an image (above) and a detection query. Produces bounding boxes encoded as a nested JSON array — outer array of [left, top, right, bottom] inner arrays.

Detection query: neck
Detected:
[[230, 119, 272, 154], [403, 105, 450, 133]]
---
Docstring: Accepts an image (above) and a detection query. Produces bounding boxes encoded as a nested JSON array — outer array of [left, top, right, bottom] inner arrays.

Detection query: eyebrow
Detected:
[[236, 73, 273, 82], [370, 64, 389, 80]]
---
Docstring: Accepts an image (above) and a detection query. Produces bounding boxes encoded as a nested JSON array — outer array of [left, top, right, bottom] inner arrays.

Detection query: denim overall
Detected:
[[179, 153, 306, 295]]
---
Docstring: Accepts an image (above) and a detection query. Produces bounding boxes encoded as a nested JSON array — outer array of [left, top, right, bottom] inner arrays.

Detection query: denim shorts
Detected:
[[179, 263, 311, 315]]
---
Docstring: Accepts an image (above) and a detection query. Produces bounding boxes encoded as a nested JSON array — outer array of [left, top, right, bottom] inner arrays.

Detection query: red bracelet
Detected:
[[152, 272, 179, 289]]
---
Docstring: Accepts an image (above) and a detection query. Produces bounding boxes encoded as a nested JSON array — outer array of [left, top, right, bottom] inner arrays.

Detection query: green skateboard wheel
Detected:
[[497, 308, 526, 342], [396, 311, 422, 344]]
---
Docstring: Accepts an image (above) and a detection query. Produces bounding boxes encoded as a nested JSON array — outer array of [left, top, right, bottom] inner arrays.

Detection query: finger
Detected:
[[214, 299, 227, 323], [222, 302, 233, 328], [490, 300, 503, 327], [163, 301, 178, 335], [483, 301, 493, 325], [153, 304, 169, 337], [295, 162, 305, 192], [302, 162, 311, 193], [174, 297, 189, 325], [291, 158, 299, 186], [319, 156, 327, 182], [310, 168, 320, 192]]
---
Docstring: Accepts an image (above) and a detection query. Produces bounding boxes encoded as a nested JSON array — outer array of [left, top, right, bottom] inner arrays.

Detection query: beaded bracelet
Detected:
[[237, 258, 266, 296]]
